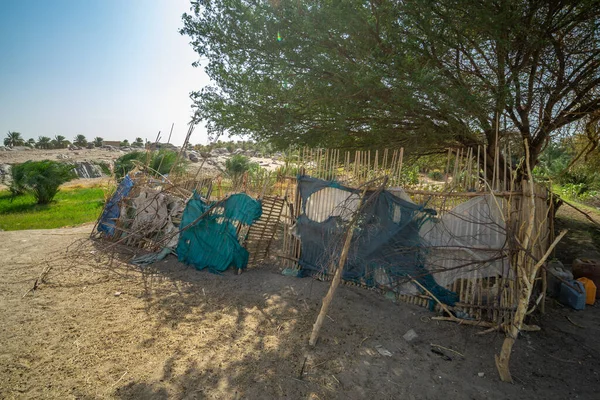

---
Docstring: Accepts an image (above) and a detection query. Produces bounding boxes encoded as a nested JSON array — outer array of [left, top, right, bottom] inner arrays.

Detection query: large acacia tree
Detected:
[[181, 0, 600, 172]]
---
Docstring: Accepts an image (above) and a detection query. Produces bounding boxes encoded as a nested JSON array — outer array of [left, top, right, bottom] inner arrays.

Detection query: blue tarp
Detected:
[[97, 175, 134, 237], [176, 193, 262, 273]]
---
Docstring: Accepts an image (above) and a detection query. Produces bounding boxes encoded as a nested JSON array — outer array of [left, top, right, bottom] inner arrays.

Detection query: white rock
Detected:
[[403, 329, 418, 342]]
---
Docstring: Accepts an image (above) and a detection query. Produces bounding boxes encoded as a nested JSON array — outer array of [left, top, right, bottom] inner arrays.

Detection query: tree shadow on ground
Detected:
[[72, 237, 600, 400], [554, 205, 600, 262]]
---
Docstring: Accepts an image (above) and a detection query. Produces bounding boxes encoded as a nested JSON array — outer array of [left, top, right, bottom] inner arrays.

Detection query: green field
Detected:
[[0, 187, 106, 231]]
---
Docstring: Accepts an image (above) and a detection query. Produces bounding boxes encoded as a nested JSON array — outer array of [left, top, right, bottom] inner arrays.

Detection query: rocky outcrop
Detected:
[[0, 164, 11, 185], [150, 142, 179, 151], [71, 162, 105, 179]]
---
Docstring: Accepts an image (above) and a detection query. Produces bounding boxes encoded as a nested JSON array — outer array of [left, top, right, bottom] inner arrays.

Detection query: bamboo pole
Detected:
[[309, 181, 381, 347], [445, 148, 452, 184], [397, 148, 404, 184], [484, 144, 488, 189]]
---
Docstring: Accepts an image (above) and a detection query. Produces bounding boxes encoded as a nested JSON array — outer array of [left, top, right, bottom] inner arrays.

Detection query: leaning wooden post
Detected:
[[308, 180, 381, 347], [494, 139, 567, 382]]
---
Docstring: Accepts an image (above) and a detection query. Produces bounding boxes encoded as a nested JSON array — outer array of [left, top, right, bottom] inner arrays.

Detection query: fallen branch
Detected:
[[561, 198, 600, 228], [430, 344, 464, 358], [566, 316, 585, 328], [22, 264, 52, 298]]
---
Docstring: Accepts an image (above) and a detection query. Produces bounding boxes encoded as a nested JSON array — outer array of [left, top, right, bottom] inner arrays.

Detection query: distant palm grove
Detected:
[[2, 131, 146, 149]]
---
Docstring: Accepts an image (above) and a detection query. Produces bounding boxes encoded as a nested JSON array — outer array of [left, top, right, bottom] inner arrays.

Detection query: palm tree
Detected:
[[36, 136, 52, 149], [3, 131, 24, 147], [27, 138, 36, 147], [54, 135, 66, 148], [93, 137, 104, 147], [132, 137, 144, 147], [73, 134, 87, 147]]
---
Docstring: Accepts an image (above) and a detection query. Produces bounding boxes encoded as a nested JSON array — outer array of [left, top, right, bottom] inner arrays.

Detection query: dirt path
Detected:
[[554, 203, 600, 262], [1, 225, 599, 399]]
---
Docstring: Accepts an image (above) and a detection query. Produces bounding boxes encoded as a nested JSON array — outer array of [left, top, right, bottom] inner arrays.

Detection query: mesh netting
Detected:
[[294, 176, 458, 307]]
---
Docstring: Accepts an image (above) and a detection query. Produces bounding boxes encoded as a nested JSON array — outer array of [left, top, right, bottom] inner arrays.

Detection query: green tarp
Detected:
[[176, 193, 262, 272]]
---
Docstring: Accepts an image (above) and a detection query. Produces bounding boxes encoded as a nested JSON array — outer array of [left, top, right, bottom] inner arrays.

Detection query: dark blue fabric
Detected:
[[97, 175, 134, 237], [295, 176, 458, 307]]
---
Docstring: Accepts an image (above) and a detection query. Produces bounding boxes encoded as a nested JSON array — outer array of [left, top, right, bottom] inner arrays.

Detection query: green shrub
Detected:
[[9, 164, 27, 196], [225, 155, 255, 188], [114, 150, 187, 180], [400, 165, 419, 185], [114, 151, 145, 179], [96, 161, 112, 176], [428, 170, 444, 181], [148, 149, 187, 176], [10, 160, 76, 204], [247, 163, 276, 194]]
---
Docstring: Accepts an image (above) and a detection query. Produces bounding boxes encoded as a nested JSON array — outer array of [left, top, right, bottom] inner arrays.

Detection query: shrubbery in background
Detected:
[[10, 160, 76, 204], [225, 154, 255, 189], [400, 165, 420, 186], [428, 170, 444, 181], [534, 136, 600, 205], [114, 150, 187, 180]]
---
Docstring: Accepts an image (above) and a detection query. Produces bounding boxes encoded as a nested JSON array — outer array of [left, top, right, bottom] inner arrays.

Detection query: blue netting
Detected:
[[295, 176, 458, 308], [176, 193, 262, 273]]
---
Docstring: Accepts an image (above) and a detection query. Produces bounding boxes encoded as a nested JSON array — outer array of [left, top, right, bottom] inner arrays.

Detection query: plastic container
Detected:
[[547, 260, 573, 298], [559, 280, 586, 310], [572, 259, 600, 299], [577, 277, 597, 305]]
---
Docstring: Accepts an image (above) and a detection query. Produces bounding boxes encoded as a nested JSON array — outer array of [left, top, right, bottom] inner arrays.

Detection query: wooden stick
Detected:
[[308, 181, 381, 346], [560, 198, 600, 228], [410, 277, 455, 318], [495, 222, 568, 381], [430, 344, 465, 358]]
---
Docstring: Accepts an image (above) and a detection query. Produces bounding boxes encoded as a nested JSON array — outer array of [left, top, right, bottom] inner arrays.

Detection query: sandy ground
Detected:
[[1, 221, 600, 399]]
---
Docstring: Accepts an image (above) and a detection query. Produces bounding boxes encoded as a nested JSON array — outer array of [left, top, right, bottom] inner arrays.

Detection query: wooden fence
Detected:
[[277, 147, 550, 326]]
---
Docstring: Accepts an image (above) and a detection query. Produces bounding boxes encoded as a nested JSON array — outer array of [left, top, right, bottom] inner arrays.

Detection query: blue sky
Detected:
[[0, 0, 212, 145]]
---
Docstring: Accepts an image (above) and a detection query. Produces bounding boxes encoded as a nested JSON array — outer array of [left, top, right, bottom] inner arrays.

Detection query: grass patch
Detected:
[[0, 187, 106, 231]]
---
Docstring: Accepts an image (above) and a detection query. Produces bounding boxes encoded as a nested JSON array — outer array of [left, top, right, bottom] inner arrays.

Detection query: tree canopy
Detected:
[[181, 0, 600, 171], [4, 131, 24, 147], [73, 134, 87, 147]]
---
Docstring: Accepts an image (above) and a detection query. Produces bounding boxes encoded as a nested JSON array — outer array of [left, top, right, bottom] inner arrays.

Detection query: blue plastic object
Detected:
[[559, 280, 586, 310], [97, 175, 134, 237]]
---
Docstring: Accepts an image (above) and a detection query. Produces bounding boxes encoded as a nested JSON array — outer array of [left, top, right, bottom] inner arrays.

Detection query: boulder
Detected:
[[149, 142, 179, 151], [188, 152, 200, 162], [71, 161, 104, 179], [0, 164, 11, 185]]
